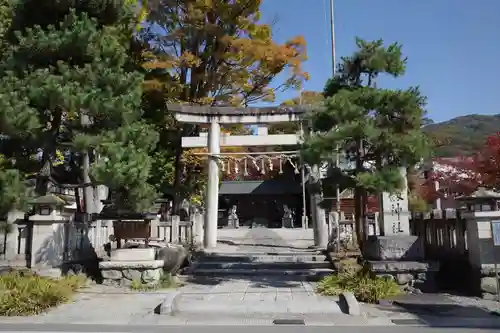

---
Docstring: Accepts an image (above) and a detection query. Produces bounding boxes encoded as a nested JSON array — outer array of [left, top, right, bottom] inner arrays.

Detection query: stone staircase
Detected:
[[188, 250, 334, 281]]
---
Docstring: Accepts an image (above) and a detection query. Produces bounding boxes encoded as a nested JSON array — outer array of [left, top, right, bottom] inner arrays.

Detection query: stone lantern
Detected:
[[27, 194, 71, 271], [29, 194, 69, 222]]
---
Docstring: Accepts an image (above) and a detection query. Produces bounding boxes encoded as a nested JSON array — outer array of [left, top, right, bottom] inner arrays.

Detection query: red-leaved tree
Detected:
[[472, 132, 500, 190], [421, 133, 500, 200]]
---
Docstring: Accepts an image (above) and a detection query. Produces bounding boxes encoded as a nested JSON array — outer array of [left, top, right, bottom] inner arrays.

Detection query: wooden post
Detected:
[[171, 215, 180, 244], [193, 213, 204, 247], [150, 217, 159, 240]]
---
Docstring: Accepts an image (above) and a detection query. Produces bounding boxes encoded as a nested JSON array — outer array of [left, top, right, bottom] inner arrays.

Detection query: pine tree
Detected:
[[301, 38, 430, 245], [0, 0, 158, 213]]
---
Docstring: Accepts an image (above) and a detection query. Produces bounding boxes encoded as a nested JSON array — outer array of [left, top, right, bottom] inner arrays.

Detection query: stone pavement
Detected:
[[214, 227, 315, 252], [0, 288, 168, 325], [171, 227, 341, 317], [170, 276, 342, 316]]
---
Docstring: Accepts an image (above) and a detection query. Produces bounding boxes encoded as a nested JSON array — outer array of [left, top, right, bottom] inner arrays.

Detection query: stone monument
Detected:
[[364, 167, 439, 292]]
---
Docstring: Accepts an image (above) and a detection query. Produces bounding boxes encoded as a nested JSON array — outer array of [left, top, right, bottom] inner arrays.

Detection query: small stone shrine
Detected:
[[364, 167, 439, 292]]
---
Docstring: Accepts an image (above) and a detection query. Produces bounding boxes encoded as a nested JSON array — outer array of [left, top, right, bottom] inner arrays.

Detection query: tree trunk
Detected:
[[354, 188, 363, 250], [362, 190, 369, 241], [354, 138, 365, 251], [171, 132, 183, 215], [80, 114, 95, 220], [81, 150, 94, 218]]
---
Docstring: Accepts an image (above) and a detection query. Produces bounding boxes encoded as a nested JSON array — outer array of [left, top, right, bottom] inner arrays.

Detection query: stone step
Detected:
[[199, 254, 328, 263], [166, 293, 343, 316], [194, 261, 332, 270], [204, 250, 322, 256], [191, 268, 334, 281]]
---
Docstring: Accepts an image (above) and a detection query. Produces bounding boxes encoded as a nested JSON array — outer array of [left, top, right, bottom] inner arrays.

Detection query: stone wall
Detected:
[[367, 261, 440, 293], [99, 260, 164, 287]]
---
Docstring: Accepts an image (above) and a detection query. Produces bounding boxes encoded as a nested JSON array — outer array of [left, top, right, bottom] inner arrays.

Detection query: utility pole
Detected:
[[329, 0, 336, 77], [329, 0, 342, 251]]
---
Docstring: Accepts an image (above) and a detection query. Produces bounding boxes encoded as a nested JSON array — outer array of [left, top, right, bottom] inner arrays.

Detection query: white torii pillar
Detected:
[[204, 117, 220, 249]]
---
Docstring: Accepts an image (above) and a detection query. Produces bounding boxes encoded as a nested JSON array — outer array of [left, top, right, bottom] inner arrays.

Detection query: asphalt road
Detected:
[[0, 323, 499, 333]]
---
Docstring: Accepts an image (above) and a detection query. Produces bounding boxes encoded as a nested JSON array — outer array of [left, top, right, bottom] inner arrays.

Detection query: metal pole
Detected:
[[300, 122, 308, 229], [329, 0, 342, 252], [329, 0, 336, 76]]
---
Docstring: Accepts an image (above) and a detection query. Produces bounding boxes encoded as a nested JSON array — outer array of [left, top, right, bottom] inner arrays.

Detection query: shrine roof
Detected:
[[167, 104, 308, 116]]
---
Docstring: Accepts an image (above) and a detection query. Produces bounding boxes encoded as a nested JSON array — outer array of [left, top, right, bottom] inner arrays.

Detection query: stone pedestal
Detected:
[[363, 234, 437, 292], [99, 260, 163, 287], [282, 217, 293, 228], [227, 216, 239, 229], [100, 248, 164, 287], [366, 260, 440, 293]]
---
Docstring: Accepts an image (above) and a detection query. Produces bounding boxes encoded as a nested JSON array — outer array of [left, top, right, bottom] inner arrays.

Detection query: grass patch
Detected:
[[316, 270, 401, 303], [129, 273, 181, 291], [0, 270, 87, 316]]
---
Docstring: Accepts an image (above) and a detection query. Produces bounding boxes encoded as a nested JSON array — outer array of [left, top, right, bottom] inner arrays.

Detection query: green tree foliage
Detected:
[[0, 0, 157, 212], [90, 122, 159, 211], [301, 38, 430, 243], [0, 168, 29, 218], [0, 0, 28, 218]]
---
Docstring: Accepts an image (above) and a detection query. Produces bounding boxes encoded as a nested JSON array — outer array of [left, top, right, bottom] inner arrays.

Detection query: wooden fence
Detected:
[[154, 216, 194, 244], [410, 209, 468, 261], [64, 215, 196, 262]]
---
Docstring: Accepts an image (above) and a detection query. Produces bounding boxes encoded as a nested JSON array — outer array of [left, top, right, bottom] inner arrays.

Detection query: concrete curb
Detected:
[[339, 291, 361, 316], [157, 291, 182, 315]]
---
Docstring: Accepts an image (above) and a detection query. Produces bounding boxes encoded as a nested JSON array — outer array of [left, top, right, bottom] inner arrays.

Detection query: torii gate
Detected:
[[169, 105, 328, 249]]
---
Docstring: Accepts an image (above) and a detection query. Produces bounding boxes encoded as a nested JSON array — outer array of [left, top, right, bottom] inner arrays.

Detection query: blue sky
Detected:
[[259, 0, 500, 123]]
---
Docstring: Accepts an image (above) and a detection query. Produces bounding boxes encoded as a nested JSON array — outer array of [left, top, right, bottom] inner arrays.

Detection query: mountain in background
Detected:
[[424, 114, 500, 157]]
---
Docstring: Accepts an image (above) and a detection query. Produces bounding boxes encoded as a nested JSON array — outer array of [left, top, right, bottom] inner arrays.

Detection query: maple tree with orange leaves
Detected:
[[140, 0, 309, 209]]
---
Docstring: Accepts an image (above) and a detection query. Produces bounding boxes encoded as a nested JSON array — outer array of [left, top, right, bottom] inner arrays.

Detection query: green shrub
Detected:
[[316, 271, 401, 303], [0, 270, 86, 316]]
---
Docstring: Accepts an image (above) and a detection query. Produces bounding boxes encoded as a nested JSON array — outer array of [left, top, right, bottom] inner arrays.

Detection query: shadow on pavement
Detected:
[[217, 240, 315, 251], [183, 275, 310, 289], [378, 293, 500, 328]]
